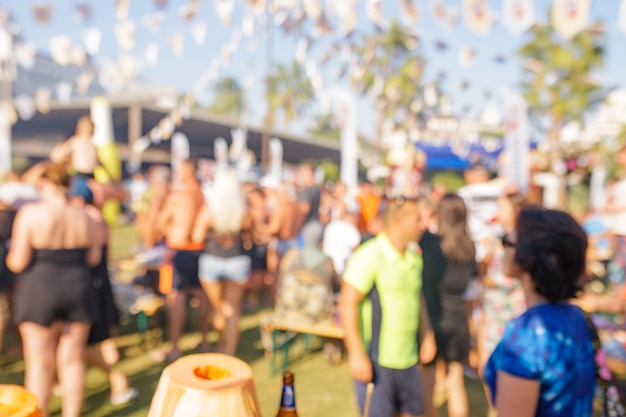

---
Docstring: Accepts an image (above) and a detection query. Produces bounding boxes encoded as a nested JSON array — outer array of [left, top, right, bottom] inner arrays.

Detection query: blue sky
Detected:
[[4, 0, 626, 139]]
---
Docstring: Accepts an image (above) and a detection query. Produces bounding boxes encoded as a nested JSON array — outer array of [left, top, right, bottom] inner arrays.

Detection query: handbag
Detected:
[[584, 313, 626, 417]]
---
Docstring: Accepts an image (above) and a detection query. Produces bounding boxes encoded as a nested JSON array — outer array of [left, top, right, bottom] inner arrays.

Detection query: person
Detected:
[[322, 202, 361, 281], [340, 195, 436, 417], [50, 116, 100, 179], [192, 169, 252, 356], [7, 163, 102, 417], [296, 163, 322, 230], [67, 178, 138, 406], [243, 186, 270, 308], [154, 159, 210, 361], [419, 194, 476, 417], [483, 206, 596, 417]]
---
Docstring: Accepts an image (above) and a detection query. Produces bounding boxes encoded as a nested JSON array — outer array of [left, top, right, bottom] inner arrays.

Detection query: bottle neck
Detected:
[[279, 383, 296, 411]]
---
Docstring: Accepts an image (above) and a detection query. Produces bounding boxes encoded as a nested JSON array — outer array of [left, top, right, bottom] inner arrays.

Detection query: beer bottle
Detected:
[[276, 371, 298, 417]]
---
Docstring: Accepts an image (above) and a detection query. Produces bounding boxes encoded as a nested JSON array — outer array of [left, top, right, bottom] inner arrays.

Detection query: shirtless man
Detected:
[[155, 159, 210, 361]]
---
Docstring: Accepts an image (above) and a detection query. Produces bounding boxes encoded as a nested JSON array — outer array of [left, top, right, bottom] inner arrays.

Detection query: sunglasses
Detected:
[[501, 234, 516, 248]]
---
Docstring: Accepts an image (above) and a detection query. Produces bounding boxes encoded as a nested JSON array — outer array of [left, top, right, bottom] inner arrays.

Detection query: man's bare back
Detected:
[[159, 184, 204, 246]]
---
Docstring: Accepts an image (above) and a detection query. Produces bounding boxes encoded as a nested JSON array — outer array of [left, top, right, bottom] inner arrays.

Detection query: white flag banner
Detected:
[[192, 20, 207, 45], [171, 132, 190, 180], [400, 0, 420, 25], [82, 28, 102, 55], [34, 88, 52, 114], [503, 91, 530, 193], [142, 13, 165, 33], [303, 0, 322, 20], [430, 0, 458, 32], [463, 0, 494, 35], [329, 88, 358, 195], [366, 0, 386, 27], [76, 71, 94, 95], [116, 0, 131, 21], [552, 0, 590, 40], [14, 43, 35, 69], [459, 46, 476, 67], [620, 0, 626, 34], [114, 21, 135, 51], [144, 43, 160, 66], [14, 95, 36, 121], [168, 33, 184, 57], [269, 137, 283, 181], [56, 81, 73, 105], [49, 35, 72, 66], [215, 0, 235, 27], [503, 0, 535, 35], [242, 13, 255, 36], [214, 137, 229, 171]]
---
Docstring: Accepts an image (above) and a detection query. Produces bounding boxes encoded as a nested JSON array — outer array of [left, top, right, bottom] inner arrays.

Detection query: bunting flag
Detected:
[[76, 71, 94, 95], [503, 90, 530, 193], [0, 8, 10, 28], [424, 84, 438, 107], [430, 0, 458, 32], [312, 12, 334, 38], [295, 37, 309, 63], [248, 0, 266, 15], [15, 43, 36, 69], [154, 0, 168, 9], [435, 40, 449, 51], [459, 46, 476, 67], [400, 0, 420, 25], [142, 13, 166, 32], [179, 1, 200, 20], [14, 95, 36, 121], [366, 0, 386, 28], [503, 0, 535, 35], [494, 54, 508, 64], [82, 28, 102, 55], [303, 0, 322, 20], [114, 21, 136, 51], [242, 13, 255, 36], [56, 82, 73, 105], [440, 95, 452, 115], [49, 35, 72, 66], [229, 127, 248, 176], [459, 80, 470, 91], [0, 29, 10, 64], [168, 32, 184, 57], [171, 132, 190, 181], [329, 0, 357, 37], [215, 0, 235, 26], [552, 0, 590, 40], [71, 46, 87, 66], [620, 0, 626, 35], [32, 3, 52, 25], [74, 3, 91, 23], [116, 0, 131, 21], [34, 88, 52, 114], [192, 20, 207, 45], [268, 137, 284, 181], [463, 0, 494, 35]]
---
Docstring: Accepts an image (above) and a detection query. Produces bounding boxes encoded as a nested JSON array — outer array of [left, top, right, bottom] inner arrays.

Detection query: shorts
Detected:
[[272, 239, 297, 257], [244, 244, 267, 271], [198, 254, 251, 284], [433, 324, 471, 364], [355, 362, 423, 417], [171, 249, 202, 290]]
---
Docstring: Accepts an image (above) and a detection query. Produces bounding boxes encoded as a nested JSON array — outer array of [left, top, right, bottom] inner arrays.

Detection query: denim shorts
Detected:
[[198, 253, 251, 284]]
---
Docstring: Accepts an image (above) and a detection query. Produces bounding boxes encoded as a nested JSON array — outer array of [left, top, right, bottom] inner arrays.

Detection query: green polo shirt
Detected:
[[343, 233, 423, 369]]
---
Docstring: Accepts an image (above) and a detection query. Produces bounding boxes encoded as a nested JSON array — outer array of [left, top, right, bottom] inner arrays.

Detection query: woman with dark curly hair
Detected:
[[482, 206, 595, 417]]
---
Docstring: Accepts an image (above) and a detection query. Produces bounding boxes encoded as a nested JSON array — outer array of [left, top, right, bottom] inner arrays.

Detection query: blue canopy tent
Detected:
[[415, 142, 504, 172]]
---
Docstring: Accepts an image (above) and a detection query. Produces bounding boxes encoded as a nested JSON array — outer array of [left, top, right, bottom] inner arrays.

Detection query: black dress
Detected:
[[88, 246, 121, 345], [0, 209, 16, 292]]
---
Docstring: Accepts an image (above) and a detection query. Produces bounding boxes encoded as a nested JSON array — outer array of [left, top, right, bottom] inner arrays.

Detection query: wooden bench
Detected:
[[261, 314, 345, 374]]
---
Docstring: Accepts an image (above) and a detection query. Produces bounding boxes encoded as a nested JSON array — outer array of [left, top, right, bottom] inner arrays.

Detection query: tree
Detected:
[[208, 76, 244, 118], [265, 61, 314, 130], [518, 22, 605, 207], [352, 20, 426, 139], [307, 113, 341, 141]]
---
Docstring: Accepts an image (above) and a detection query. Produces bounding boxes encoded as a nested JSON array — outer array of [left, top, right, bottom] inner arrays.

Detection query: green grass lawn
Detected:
[[0, 225, 490, 417]]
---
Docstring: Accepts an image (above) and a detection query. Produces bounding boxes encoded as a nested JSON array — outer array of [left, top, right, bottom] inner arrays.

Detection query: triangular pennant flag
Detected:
[[14, 95, 36, 121], [459, 80, 470, 91], [242, 13, 254, 36], [401, 0, 420, 26], [329, 0, 357, 37], [114, 21, 135, 51], [494, 54, 508, 64], [214, 137, 229, 170], [503, 0, 535, 35], [229, 127, 247, 163], [435, 40, 449, 51], [459, 46, 476, 67], [82, 29, 101, 55], [74, 3, 91, 23], [144, 43, 160, 66], [32, 3, 52, 25], [552, 0, 590, 40], [366, 0, 386, 28], [142, 13, 166, 32], [430, 0, 458, 32], [620, 0, 626, 35], [76, 71, 94, 95], [295, 37, 309, 64], [14, 43, 36, 69], [248, 0, 266, 15], [116, 0, 131, 20], [215, 0, 234, 26], [179, 1, 200, 20], [192, 20, 207, 45], [154, 0, 168, 9], [49, 35, 72, 66], [320, 43, 339, 66], [70, 46, 87, 66], [312, 12, 334, 38], [35, 88, 52, 113], [463, 0, 494, 35], [169, 32, 184, 57], [424, 84, 438, 107], [303, 0, 322, 20], [56, 82, 73, 105]]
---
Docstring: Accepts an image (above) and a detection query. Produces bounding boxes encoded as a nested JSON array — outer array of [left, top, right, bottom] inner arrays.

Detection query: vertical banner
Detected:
[[214, 137, 229, 172], [90, 97, 121, 225], [171, 132, 190, 181], [503, 91, 530, 194], [268, 137, 283, 181], [330, 88, 358, 196], [503, 0, 535, 35], [0, 109, 11, 174]]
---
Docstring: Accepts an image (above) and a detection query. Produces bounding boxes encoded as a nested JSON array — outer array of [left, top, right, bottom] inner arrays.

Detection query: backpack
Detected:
[[274, 248, 336, 325]]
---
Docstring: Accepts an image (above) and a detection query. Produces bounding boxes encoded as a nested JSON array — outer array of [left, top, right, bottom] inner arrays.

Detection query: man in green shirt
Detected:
[[340, 195, 436, 417]]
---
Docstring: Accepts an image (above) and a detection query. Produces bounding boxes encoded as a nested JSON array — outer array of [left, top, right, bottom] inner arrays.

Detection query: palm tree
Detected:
[[308, 113, 341, 141], [518, 22, 605, 207], [208, 76, 244, 119], [352, 20, 425, 140], [265, 61, 314, 130]]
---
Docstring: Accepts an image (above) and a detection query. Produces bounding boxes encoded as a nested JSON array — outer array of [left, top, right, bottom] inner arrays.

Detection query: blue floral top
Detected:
[[483, 303, 596, 417]]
